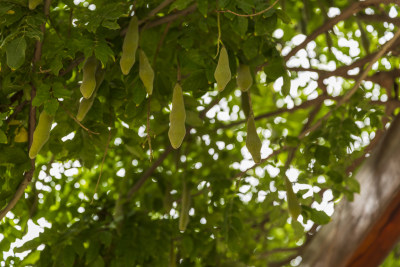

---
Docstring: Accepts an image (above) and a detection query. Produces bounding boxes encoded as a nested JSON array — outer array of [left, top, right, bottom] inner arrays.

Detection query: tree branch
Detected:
[[284, 0, 398, 61], [217, 0, 280, 17], [357, 13, 400, 27], [299, 28, 400, 139]]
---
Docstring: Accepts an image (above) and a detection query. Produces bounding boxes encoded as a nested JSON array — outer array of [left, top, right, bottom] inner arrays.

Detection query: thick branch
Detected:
[[357, 13, 400, 27]]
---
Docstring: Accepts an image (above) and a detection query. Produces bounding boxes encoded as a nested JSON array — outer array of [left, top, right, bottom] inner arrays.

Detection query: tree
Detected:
[[1, 0, 400, 266]]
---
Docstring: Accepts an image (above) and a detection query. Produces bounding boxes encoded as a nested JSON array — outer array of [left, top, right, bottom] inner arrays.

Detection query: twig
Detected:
[[146, 96, 153, 161], [232, 146, 289, 180], [125, 92, 225, 199], [126, 146, 174, 199], [284, 0, 398, 61], [142, 4, 197, 30], [217, 0, 280, 17], [299, 28, 400, 139], [153, 21, 172, 66], [91, 128, 112, 204], [59, 57, 85, 77], [220, 95, 329, 129], [141, 0, 175, 24], [58, 102, 100, 135]]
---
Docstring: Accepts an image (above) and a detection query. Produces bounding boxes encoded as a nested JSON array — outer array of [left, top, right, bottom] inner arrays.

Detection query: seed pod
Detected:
[[76, 69, 105, 121], [246, 115, 262, 163], [29, 111, 53, 159], [139, 49, 154, 95], [29, 0, 42, 10], [285, 176, 301, 220], [179, 182, 190, 232], [168, 83, 186, 149], [120, 16, 139, 75], [214, 46, 231, 92], [237, 64, 253, 92], [80, 56, 98, 99]]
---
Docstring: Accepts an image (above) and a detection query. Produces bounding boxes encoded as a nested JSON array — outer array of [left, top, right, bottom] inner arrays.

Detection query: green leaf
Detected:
[[102, 20, 120, 30], [315, 145, 330, 166], [53, 82, 72, 99], [44, 98, 59, 116], [0, 130, 7, 144], [281, 73, 291, 96], [95, 39, 115, 67], [32, 84, 51, 107], [6, 37, 26, 70], [62, 245, 75, 267], [308, 209, 331, 225]]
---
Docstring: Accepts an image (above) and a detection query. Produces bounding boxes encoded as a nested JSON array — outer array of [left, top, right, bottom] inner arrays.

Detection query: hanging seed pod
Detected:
[[168, 83, 186, 149], [214, 46, 231, 92], [246, 115, 262, 163], [139, 49, 154, 95], [76, 69, 105, 121], [120, 16, 139, 75], [179, 182, 191, 231], [80, 56, 98, 99], [237, 64, 253, 92], [29, 111, 53, 159]]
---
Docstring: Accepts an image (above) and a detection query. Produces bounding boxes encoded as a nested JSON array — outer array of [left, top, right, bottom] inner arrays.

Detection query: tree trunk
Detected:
[[301, 115, 400, 267]]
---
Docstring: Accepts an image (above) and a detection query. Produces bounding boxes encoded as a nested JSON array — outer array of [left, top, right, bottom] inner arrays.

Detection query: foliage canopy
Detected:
[[1, 0, 400, 266]]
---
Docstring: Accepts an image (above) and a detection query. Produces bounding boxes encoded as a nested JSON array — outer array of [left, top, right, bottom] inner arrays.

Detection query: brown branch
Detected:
[[153, 21, 172, 67], [0, 87, 37, 221], [142, 4, 197, 30], [58, 102, 100, 135], [121, 3, 197, 36], [232, 146, 289, 180], [141, 0, 175, 24], [126, 146, 174, 199], [217, 0, 280, 17], [220, 95, 329, 129], [284, 0, 399, 61], [59, 57, 85, 77], [299, 28, 400, 139], [357, 13, 400, 27]]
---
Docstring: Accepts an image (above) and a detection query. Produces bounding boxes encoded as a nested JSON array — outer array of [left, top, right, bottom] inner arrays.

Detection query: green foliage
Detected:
[[0, 0, 399, 266]]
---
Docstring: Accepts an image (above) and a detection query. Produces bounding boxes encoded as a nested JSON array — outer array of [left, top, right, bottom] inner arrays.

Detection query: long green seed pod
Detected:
[[76, 69, 105, 121], [246, 115, 262, 163], [139, 49, 154, 95], [237, 64, 253, 92], [214, 46, 231, 92], [29, 111, 53, 159], [120, 16, 139, 75], [179, 182, 190, 232], [168, 83, 186, 149], [80, 56, 98, 99]]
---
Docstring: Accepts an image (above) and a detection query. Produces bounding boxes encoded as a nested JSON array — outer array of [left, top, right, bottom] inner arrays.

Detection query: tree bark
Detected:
[[301, 115, 400, 267]]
